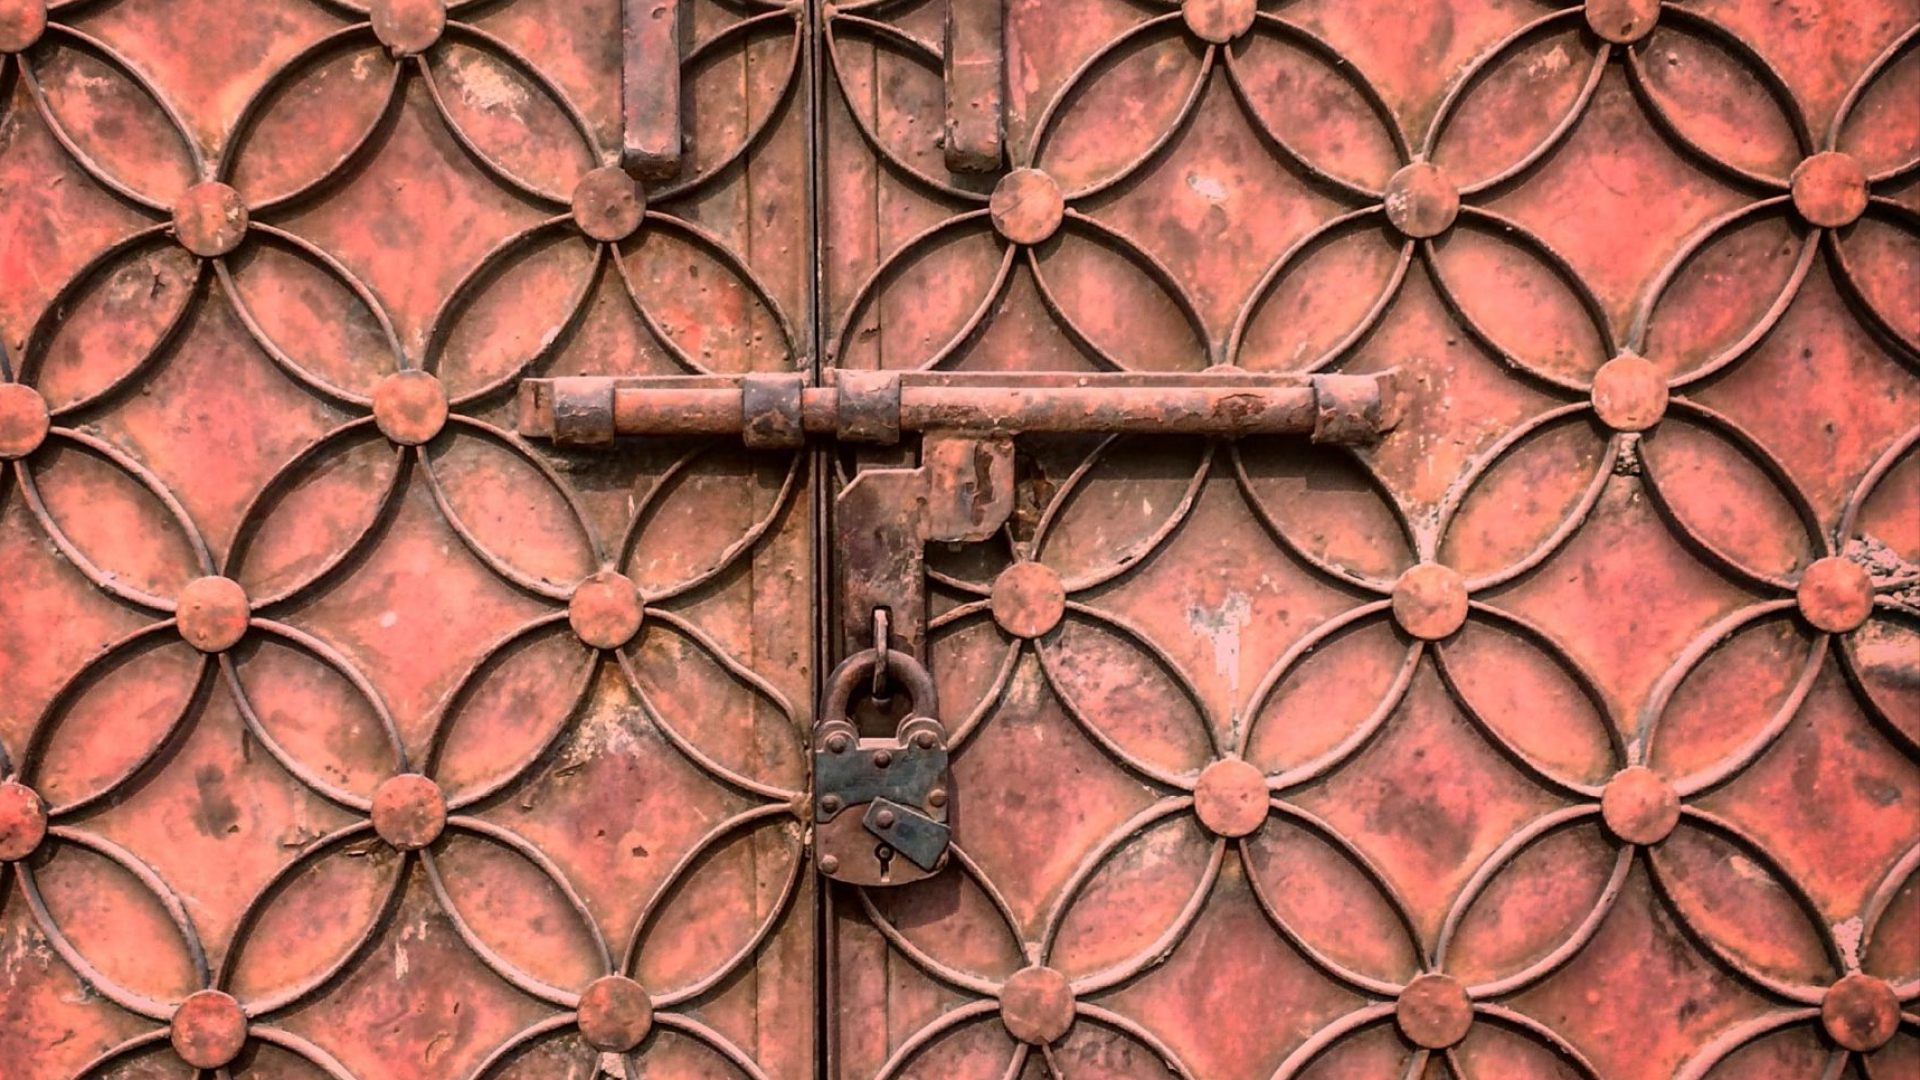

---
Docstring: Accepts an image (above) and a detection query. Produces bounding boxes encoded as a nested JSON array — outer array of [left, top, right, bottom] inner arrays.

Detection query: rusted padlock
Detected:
[[813, 649, 951, 886]]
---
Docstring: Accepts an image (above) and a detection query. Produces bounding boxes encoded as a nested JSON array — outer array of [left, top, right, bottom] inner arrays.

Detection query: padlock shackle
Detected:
[[822, 648, 939, 727]]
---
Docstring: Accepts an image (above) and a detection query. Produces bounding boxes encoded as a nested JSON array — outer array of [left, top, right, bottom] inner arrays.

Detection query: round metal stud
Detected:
[[1821, 973, 1899, 1052], [370, 0, 446, 56], [991, 561, 1066, 639], [171, 990, 248, 1070], [573, 165, 647, 243], [818, 853, 840, 874], [372, 370, 449, 446], [1182, 0, 1256, 44], [1000, 966, 1075, 1045], [176, 576, 251, 654], [0, 0, 47, 54], [578, 974, 654, 1052], [1383, 162, 1460, 239], [1193, 759, 1270, 838], [371, 773, 446, 850], [1791, 152, 1869, 229], [173, 182, 249, 258], [1584, 0, 1659, 44], [570, 571, 644, 650], [0, 383, 50, 460], [1395, 973, 1473, 1050], [1392, 563, 1468, 641], [1601, 766, 1680, 845], [990, 169, 1066, 246], [1591, 352, 1668, 432], [1798, 556, 1874, 634], [0, 782, 48, 862]]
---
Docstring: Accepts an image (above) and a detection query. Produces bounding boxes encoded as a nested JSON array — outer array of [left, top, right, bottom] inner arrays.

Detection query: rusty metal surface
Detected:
[[1, 1, 1918, 1079], [515, 369, 1404, 445], [0, 1, 814, 1078], [823, 4, 1919, 1080]]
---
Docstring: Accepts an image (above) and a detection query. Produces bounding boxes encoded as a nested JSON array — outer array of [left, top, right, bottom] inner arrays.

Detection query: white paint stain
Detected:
[[1527, 44, 1573, 77], [1832, 915, 1864, 969], [1187, 173, 1229, 203], [450, 55, 530, 114], [1188, 592, 1252, 704]]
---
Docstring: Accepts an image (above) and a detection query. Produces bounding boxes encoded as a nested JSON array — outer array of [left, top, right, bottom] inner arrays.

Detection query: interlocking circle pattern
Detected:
[[821, 2, 1917, 1078], [3, 1, 811, 1078]]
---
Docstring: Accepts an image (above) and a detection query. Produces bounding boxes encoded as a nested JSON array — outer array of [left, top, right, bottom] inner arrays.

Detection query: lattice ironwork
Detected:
[[1, 1, 1917, 1080], [821, 2, 1917, 1079], [0, 1, 813, 1078]]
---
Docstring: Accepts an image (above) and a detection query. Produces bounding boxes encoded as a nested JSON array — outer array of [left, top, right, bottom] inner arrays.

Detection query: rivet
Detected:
[[0, 782, 48, 862], [1600, 766, 1680, 846], [1181, 0, 1256, 44], [370, 773, 447, 851], [1584, 0, 1659, 44], [1391, 563, 1468, 641], [1193, 759, 1269, 838], [1791, 151, 1869, 229], [872, 749, 892, 769], [1821, 974, 1900, 1051], [989, 169, 1066, 246], [171, 990, 248, 1070], [0, 0, 49, 54], [370, 0, 446, 56], [576, 974, 653, 1052], [874, 808, 896, 829], [825, 732, 851, 754], [991, 561, 1067, 639], [176, 576, 251, 654], [1798, 556, 1874, 634], [818, 854, 840, 874], [820, 795, 843, 815], [1383, 162, 1459, 239], [0, 383, 51, 460], [1000, 966, 1075, 1045], [1395, 973, 1473, 1049], [1591, 352, 1668, 432], [569, 571, 645, 650], [572, 165, 647, 243], [173, 182, 249, 258], [371, 370, 448, 446]]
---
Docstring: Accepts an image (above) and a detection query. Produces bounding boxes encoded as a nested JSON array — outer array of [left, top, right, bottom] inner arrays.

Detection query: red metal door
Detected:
[[3, 2, 1918, 1080], [0, 2, 816, 1078], [821, 2, 1918, 1080]]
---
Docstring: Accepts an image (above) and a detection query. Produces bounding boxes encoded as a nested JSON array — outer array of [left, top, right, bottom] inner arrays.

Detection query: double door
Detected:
[[0, 2, 1915, 1079]]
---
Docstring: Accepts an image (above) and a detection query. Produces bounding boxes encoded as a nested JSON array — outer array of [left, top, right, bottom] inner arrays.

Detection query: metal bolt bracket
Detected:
[[516, 368, 1406, 449], [518, 368, 1404, 656]]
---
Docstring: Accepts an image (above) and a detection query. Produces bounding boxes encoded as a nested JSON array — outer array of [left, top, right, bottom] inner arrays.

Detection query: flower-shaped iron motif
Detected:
[[0, 1, 1915, 1079], [823, 1, 1916, 1078], [2, 0, 813, 1078]]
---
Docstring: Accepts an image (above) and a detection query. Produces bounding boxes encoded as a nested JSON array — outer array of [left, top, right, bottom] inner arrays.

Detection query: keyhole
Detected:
[[875, 843, 895, 884]]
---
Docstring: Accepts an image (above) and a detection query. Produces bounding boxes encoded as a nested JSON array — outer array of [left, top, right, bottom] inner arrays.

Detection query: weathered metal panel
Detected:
[[0, 1, 815, 1077], [821, 2, 1919, 1078]]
